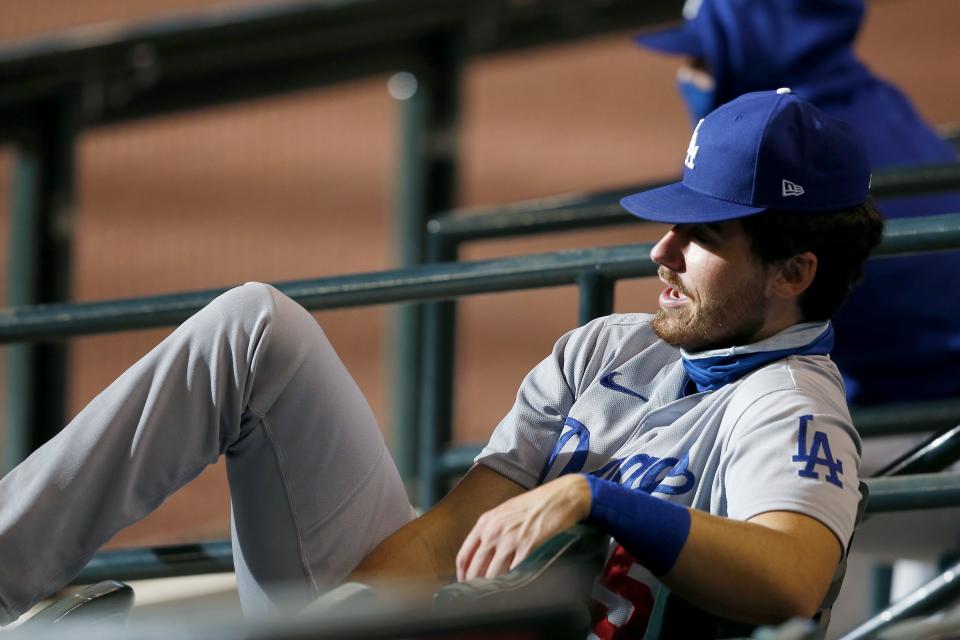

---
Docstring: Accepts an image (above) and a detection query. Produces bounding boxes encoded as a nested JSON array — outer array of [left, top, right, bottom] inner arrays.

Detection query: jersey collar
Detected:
[[680, 321, 834, 393]]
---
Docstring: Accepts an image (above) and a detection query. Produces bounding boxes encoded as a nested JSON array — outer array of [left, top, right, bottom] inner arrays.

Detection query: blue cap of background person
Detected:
[[633, 0, 704, 56], [634, 0, 864, 62], [632, 0, 867, 119], [620, 89, 871, 223]]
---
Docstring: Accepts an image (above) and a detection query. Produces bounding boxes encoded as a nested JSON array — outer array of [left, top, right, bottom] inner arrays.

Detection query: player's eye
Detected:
[[691, 224, 721, 245]]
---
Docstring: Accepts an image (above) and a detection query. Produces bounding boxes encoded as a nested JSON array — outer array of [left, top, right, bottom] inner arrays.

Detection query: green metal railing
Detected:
[[78, 541, 233, 584], [426, 161, 960, 245], [0, 243, 659, 341], [0, 0, 686, 136], [877, 424, 960, 476]]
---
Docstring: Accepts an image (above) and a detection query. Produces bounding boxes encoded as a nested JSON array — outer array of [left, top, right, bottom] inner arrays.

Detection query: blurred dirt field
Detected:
[[0, 0, 956, 551]]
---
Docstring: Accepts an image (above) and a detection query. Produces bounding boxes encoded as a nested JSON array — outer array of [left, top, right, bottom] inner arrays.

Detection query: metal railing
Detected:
[[426, 161, 960, 245], [0, 0, 685, 138]]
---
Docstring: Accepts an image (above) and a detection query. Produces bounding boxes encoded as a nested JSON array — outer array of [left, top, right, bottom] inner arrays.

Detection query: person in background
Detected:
[[634, 0, 960, 408]]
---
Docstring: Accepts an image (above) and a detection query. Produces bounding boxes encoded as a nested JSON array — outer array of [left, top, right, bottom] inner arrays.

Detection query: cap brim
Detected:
[[620, 182, 766, 224], [632, 23, 702, 57]]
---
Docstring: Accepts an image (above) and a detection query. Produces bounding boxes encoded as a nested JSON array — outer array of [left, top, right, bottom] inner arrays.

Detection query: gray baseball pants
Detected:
[[0, 282, 415, 623]]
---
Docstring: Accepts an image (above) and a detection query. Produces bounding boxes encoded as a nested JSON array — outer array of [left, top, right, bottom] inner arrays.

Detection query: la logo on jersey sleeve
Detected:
[[792, 415, 843, 488]]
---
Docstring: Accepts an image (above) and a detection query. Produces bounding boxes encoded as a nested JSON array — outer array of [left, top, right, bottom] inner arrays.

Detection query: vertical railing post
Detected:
[[4, 96, 79, 471], [389, 36, 462, 503], [577, 272, 615, 326], [419, 232, 458, 507], [868, 563, 893, 615], [390, 70, 427, 494]]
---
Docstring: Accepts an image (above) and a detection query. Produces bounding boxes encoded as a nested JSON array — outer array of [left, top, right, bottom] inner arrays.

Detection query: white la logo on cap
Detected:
[[685, 118, 704, 170]]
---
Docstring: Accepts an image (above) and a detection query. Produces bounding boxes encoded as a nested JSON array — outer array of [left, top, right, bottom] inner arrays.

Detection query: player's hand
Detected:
[[455, 473, 591, 582]]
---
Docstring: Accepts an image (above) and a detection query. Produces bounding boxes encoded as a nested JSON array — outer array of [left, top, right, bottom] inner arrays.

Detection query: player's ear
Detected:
[[768, 252, 817, 300]]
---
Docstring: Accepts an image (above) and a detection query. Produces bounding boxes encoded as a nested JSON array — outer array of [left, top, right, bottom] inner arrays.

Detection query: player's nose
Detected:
[[650, 227, 685, 272]]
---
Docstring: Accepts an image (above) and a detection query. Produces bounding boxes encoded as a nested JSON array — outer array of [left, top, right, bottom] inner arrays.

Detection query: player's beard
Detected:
[[652, 267, 768, 352]]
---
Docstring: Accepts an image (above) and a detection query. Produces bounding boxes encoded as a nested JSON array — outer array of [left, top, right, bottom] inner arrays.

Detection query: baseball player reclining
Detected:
[[0, 90, 884, 635]]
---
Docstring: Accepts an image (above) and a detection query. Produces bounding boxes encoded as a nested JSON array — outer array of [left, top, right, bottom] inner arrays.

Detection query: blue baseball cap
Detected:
[[633, 0, 703, 57], [633, 21, 702, 57], [620, 89, 871, 223]]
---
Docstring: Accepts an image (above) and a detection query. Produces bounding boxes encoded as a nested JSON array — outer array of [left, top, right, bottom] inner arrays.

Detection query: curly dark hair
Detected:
[[740, 198, 885, 321]]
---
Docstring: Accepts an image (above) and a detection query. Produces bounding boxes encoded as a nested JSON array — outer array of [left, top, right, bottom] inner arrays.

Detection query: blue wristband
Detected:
[[584, 475, 691, 576]]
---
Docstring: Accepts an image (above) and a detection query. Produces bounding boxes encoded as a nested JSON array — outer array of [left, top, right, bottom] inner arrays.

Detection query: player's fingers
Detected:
[[508, 541, 535, 571], [456, 530, 482, 582], [484, 547, 516, 580], [464, 542, 496, 582]]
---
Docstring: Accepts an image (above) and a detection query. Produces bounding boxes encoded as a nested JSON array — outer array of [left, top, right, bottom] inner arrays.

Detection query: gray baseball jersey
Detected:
[[475, 313, 862, 638]]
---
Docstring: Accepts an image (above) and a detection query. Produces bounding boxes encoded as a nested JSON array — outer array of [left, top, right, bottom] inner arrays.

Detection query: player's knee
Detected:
[[214, 281, 277, 316], [198, 282, 326, 354], [234, 281, 281, 308], [194, 282, 280, 336]]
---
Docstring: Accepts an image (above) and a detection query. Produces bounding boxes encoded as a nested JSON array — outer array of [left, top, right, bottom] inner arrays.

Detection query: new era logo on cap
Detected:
[[618, 89, 871, 224], [782, 179, 805, 197]]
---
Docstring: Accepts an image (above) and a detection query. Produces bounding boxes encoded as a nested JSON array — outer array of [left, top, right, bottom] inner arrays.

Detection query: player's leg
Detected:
[[0, 282, 413, 623], [222, 283, 414, 614]]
